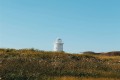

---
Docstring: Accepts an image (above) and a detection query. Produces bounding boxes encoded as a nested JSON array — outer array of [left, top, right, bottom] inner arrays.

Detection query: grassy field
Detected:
[[44, 76, 120, 80], [0, 48, 120, 80]]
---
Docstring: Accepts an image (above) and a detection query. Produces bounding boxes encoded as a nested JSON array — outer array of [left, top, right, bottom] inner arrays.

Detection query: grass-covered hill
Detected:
[[0, 48, 120, 80]]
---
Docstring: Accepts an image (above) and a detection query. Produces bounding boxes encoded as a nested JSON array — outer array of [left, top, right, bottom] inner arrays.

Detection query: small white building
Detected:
[[54, 38, 64, 52]]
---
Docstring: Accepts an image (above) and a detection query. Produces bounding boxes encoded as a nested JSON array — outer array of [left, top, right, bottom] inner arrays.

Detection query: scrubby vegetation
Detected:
[[0, 48, 120, 80]]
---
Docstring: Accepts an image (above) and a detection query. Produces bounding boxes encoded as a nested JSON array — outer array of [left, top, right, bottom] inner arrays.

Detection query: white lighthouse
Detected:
[[54, 38, 64, 52]]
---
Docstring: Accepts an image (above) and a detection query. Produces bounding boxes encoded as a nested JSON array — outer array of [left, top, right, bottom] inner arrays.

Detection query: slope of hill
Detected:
[[0, 48, 120, 80]]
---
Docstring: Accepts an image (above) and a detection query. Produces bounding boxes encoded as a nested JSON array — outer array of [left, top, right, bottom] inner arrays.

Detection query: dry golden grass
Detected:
[[97, 55, 120, 59], [0, 48, 120, 80], [54, 76, 120, 80]]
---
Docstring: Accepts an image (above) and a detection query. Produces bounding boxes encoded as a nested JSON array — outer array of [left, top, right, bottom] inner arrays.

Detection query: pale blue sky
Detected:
[[0, 0, 120, 53]]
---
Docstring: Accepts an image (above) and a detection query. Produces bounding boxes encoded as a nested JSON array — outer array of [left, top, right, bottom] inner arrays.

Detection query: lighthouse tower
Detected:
[[54, 38, 64, 52]]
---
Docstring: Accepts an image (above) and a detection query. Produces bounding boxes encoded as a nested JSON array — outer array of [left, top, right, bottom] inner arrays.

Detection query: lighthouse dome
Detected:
[[56, 38, 62, 43]]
